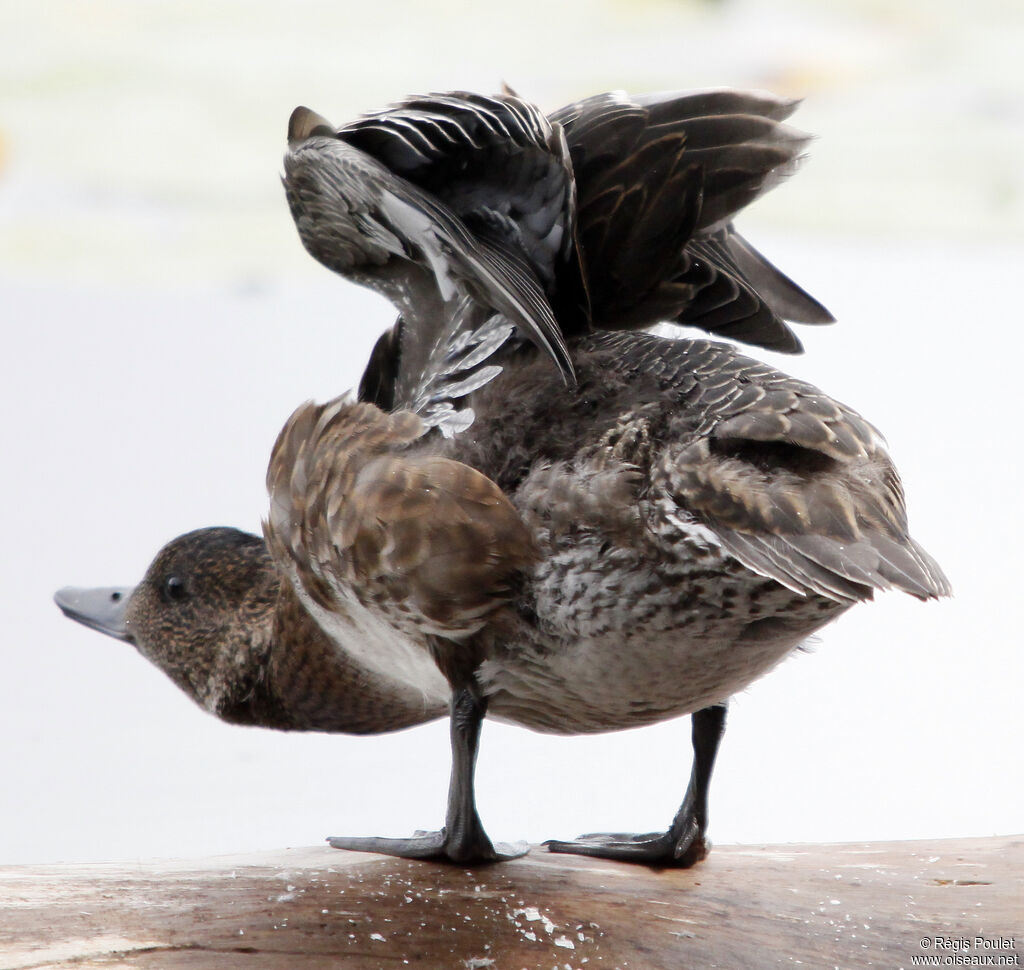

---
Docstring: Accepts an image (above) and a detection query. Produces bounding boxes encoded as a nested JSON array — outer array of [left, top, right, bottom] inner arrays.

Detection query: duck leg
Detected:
[[328, 686, 528, 864], [545, 703, 727, 866]]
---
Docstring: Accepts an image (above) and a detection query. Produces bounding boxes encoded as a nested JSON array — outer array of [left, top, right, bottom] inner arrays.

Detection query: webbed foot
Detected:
[[328, 828, 528, 864], [326, 686, 529, 866], [545, 704, 726, 868], [545, 818, 708, 867]]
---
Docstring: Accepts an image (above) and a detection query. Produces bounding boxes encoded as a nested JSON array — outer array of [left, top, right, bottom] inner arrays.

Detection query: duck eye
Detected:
[[162, 576, 187, 602]]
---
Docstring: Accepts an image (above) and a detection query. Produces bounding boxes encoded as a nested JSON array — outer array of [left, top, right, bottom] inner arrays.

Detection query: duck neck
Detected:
[[211, 547, 447, 735], [203, 572, 299, 730], [262, 580, 449, 736]]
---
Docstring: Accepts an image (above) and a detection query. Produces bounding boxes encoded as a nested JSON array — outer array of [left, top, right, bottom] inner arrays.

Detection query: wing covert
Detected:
[[648, 340, 950, 602]]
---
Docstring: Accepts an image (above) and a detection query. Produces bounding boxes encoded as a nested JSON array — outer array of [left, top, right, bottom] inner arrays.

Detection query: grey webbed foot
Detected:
[[545, 704, 727, 867], [545, 820, 708, 867], [327, 830, 528, 864]]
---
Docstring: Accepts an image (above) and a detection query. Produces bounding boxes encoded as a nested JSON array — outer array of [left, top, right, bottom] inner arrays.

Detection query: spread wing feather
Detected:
[[336, 91, 589, 332], [284, 102, 577, 429], [285, 88, 837, 438], [554, 89, 833, 349]]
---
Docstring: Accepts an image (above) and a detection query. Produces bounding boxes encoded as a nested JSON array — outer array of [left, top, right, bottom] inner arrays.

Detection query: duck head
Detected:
[[55, 527, 283, 725]]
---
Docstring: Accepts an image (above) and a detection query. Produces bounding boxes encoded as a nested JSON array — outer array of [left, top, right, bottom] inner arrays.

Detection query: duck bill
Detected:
[[54, 586, 134, 642]]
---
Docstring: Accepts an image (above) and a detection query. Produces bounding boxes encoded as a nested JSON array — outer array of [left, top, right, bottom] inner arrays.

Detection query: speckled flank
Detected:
[[443, 332, 944, 733], [480, 465, 847, 733]]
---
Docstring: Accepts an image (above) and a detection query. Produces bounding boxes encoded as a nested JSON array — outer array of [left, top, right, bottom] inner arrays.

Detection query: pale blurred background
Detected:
[[2, 0, 1021, 865]]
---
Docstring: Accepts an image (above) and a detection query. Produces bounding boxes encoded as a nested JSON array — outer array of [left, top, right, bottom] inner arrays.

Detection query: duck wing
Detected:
[[283, 99, 578, 434], [266, 400, 538, 656], [552, 89, 833, 351], [629, 337, 950, 602], [341, 93, 589, 323]]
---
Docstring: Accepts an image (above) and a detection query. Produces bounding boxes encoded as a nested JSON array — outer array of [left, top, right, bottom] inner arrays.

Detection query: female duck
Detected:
[[57, 87, 949, 867]]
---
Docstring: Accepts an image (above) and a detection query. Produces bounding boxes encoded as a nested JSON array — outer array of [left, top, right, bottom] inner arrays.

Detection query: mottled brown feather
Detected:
[[651, 363, 941, 601], [266, 399, 537, 640], [457, 332, 949, 606]]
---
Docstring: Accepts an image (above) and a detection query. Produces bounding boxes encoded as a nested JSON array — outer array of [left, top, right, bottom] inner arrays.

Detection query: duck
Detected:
[[56, 87, 949, 868]]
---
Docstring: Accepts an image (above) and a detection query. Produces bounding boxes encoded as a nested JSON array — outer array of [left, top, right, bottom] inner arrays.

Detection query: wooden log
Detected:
[[1, 837, 1020, 969]]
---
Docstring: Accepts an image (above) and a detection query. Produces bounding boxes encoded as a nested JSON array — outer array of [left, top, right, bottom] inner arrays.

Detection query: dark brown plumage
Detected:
[[55, 86, 949, 870], [550, 89, 833, 346], [285, 87, 836, 434], [266, 401, 537, 636]]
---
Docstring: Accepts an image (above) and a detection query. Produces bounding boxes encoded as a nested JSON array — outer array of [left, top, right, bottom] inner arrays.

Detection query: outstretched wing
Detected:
[[552, 89, 833, 352], [341, 92, 588, 324], [283, 98, 579, 434], [641, 337, 950, 602], [287, 86, 836, 431]]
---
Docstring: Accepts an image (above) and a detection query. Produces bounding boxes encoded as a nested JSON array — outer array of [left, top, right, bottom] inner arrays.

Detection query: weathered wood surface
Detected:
[[1, 837, 1020, 969]]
